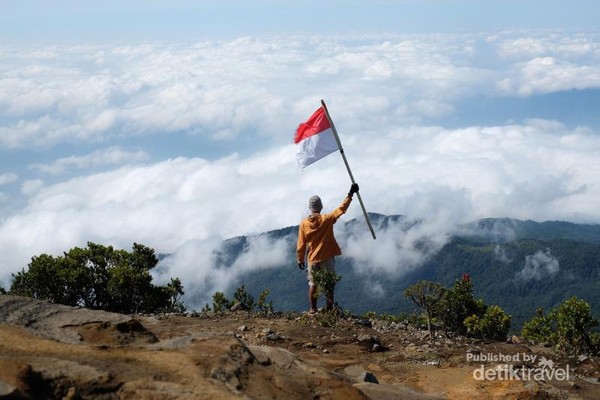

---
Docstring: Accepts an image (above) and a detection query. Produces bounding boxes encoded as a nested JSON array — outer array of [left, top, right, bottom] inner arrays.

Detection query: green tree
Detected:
[[11, 254, 64, 303], [58, 247, 94, 307], [78, 243, 112, 309], [106, 246, 156, 314], [165, 278, 186, 313], [9, 242, 184, 314], [404, 280, 446, 338]]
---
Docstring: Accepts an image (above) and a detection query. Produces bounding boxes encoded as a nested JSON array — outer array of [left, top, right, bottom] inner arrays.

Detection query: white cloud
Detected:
[[21, 179, 45, 197], [516, 248, 560, 281], [490, 32, 600, 96], [29, 146, 150, 175], [0, 173, 18, 186], [0, 34, 492, 148], [153, 234, 294, 308], [494, 245, 512, 263], [343, 215, 450, 277], [1, 32, 598, 150], [1, 119, 600, 290], [498, 57, 600, 96], [497, 34, 600, 60], [2, 31, 600, 296]]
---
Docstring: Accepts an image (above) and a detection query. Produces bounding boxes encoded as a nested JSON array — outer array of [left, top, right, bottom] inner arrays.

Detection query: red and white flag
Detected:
[[294, 107, 339, 168]]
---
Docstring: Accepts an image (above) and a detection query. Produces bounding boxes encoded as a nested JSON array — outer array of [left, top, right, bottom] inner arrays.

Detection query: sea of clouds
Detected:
[[1, 31, 599, 305]]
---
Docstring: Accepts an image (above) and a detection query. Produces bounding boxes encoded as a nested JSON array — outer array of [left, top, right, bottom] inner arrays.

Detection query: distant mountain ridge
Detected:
[[460, 217, 600, 244], [204, 216, 600, 332], [342, 213, 600, 244]]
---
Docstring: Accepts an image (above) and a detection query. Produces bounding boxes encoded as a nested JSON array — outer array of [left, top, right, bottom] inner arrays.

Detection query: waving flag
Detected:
[[295, 100, 377, 239], [294, 107, 339, 168]]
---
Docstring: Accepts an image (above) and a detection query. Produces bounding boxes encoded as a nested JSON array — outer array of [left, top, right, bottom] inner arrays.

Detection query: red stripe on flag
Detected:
[[294, 107, 331, 144]]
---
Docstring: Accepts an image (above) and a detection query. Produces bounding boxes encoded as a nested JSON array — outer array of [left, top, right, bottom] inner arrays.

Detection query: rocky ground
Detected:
[[0, 295, 599, 399]]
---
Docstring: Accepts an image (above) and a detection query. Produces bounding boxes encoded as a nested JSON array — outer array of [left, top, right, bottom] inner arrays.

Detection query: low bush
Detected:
[[522, 297, 599, 356], [464, 305, 511, 341]]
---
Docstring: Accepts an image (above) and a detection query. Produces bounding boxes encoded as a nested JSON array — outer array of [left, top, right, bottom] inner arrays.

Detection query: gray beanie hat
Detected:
[[309, 195, 323, 212]]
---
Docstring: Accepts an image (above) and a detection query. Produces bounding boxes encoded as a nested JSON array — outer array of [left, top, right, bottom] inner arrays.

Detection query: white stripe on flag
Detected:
[[295, 127, 339, 168]]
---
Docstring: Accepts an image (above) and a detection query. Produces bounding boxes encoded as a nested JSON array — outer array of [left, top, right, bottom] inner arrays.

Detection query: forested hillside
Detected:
[[223, 216, 600, 331]]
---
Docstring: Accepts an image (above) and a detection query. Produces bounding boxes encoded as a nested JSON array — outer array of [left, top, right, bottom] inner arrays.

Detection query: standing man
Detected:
[[297, 183, 359, 313]]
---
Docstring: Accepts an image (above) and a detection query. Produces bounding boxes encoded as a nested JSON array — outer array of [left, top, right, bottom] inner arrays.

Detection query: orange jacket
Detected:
[[297, 196, 352, 264]]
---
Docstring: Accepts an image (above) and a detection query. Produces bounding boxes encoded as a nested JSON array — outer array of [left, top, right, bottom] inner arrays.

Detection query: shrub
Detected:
[[464, 305, 511, 341], [233, 284, 255, 311], [311, 266, 341, 306], [521, 308, 555, 344], [200, 303, 211, 314], [438, 274, 486, 336], [314, 309, 339, 327], [211, 291, 233, 312], [256, 289, 274, 315], [208, 285, 274, 314], [312, 267, 341, 295], [522, 297, 599, 356]]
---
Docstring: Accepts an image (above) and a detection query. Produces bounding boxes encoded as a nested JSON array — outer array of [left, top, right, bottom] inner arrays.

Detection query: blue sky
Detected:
[[1, 1, 600, 304], [2, 1, 599, 41]]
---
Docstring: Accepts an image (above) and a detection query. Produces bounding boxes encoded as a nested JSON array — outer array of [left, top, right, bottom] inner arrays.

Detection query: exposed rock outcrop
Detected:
[[0, 295, 598, 399]]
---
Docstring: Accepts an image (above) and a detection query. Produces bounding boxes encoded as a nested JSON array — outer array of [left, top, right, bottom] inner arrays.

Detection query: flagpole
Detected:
[[320, 99, 376, 240]]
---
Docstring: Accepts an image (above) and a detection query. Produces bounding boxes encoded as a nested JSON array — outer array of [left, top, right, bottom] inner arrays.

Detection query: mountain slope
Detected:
[[217, 216, 600, 331]]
